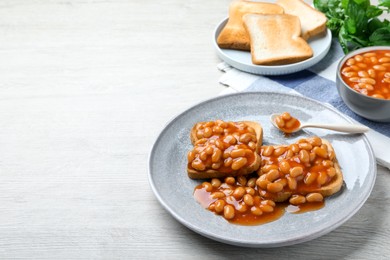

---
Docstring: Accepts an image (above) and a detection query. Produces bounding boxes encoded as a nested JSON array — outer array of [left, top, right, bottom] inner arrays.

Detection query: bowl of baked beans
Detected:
[[336, 46, 390, 122]]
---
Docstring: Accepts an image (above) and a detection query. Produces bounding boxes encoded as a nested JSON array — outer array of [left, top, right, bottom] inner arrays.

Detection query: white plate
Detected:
[[213, 18, 332, 75], [148, 92, 376, 248]]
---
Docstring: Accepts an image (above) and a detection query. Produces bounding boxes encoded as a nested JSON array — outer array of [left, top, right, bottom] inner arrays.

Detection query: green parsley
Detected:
[[314, 0, 390, 53]]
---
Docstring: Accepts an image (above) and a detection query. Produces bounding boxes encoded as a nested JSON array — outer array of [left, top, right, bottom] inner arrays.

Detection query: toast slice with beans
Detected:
[[187, 120, 263, 179], [256, 137, 343, 202]]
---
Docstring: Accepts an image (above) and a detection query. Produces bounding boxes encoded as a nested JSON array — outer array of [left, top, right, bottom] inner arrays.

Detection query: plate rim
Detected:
[[148, 91, 377, 247], [213, 18, 332, 75]]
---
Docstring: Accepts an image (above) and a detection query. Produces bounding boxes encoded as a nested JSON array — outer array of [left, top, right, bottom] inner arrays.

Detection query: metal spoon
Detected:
[[270, 113, 370, 134]]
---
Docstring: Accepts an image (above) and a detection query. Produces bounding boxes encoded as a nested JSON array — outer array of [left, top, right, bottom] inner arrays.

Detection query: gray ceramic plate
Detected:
[[148, 92, 376, 247], [213, 18, 332, 75]]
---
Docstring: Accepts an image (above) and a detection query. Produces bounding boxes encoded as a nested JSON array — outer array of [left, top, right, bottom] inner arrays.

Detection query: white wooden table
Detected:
[[0, 0, 389, 258]]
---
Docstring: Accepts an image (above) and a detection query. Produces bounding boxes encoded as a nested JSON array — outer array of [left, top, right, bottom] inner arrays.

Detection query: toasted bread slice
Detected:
[[217, 0, 284, 51], [257, 138, 343, 202], [188, 120, 263, 179], [276, 0, 327, 40], [243, 13, 313, 65]]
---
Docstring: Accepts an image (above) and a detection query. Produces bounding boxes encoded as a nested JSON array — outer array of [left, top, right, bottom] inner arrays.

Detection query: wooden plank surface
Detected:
[[0, 0, 389, 259]]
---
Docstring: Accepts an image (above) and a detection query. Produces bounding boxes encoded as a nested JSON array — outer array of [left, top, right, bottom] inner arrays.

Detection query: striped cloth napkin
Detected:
[[217, 38, 390, 169]]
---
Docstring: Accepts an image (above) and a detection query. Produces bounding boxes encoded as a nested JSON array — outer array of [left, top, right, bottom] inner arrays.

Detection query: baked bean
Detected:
[[346, 58, 355, 65], [374, 65, 386, 71], [304, 172, 317, 185], [224, 157, 233, 167], [299, 142, 312, 150], [358, 71, 369, 78], [214, 199, 225, 213], [205, 146, 213, 155], [291, 144, 300, 153], [239, 133, 251, 143], [350, 65, 360, 71], [243, 194, 254, 206], [247, 141, 256, 150], [233, 186, 246, 200], [327, 167, 336, 178], [259, 204, 274, 213], [247, 177, 257, 188], [215, 139, 224, 150], [355, 55, 363, 62], [290, 166, 303, 177], [257, 179, 270, 190], [368, 69, 376, 78], [251, 206, 263, 216], [225, 177, 236, 185], [363, 52, 376, 57], [274, 178, 287, 187], [262, 164, 278, 173], [306, 193, 324, 202], [299, 149, 310, 163], [236, 203, 248, 213], [349, 77, 360, 82], [313, 147, 328, 158], [231, 157, 247, 170], [357, 83, 374, 91], [188, 151, 196, 162], [211, 149, 222, 163], [237, 176, 247, 186], [360, 77, 376, 85], [357, 63, 367, 68], [285, 118, 298, 129], [223, 150, 230, 159], [275, 116, 285, 128], [267, 182, 284, 193], [245, 187, 255, 196], [289, 195, 306, 205], [224, 205, 235, 220], [307, 136, 322, 147], [195, 138, 207, 145], [192, 160, 206, 171], [211, 178, 222, 188], [266, 169, 280, 182], [279, 161, 291, 174], [342, 67, 353, 73], [317, 172, 328, 185], [285, 149, 294, 160], [372, 94, 385, 99], [379, 57, 390, 63], [212, 191, 225, 199], [212, 125, 223, 134], [309, 152, 316, 162], [344, 72, 357, 77], [211, 162, 221, 169], [322, 160, 334, 167], [203, 127, 212, 138], [263, 200, 276, 207], [281, 112, 292, 120], [202, 182, 213, 192], [262, 146, 274, 157], [200, 151, 208, 161], [287, 176, 297, 190], [230, 149, 246, 158], [273, 147, 287, 157]]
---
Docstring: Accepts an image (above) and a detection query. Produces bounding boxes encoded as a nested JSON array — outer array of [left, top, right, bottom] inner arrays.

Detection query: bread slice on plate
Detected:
[[243, 13, 313, 65], [257, 137, 343, 202], [276, 0, 327, 40], [187, 120, 263, 179], [217, 0, 284, 51]]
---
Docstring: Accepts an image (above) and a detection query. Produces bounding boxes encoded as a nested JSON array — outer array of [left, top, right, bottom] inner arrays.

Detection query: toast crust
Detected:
[[257, 138, 343, 202], [188, 120, 263, 179], [217, 0, 284, 51]]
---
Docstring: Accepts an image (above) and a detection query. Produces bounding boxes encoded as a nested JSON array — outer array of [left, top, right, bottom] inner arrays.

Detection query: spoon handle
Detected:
[[301, 124, 370, 133]]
